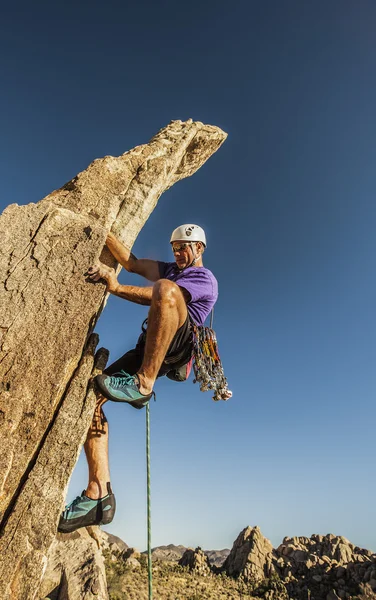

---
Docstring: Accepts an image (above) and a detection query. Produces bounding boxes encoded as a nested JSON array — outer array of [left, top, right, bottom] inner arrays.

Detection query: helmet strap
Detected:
[[189, 242, 197, 267], [188, 242, 199, 268]]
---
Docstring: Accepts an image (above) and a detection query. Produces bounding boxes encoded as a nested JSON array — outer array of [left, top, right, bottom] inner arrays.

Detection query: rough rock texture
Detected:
[[223, 526, 275, 581], [0, 119, 226, 600], [179, 547, 212, 576], [274, 533, 376, 600], [39, 528, 109, 600], [0, 339, 108, 600], [222, 527, 376, 599]]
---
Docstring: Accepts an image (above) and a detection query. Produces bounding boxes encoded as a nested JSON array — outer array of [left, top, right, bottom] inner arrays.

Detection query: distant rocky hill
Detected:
[[148, 543, 230, 567], [149, 543, 187, 562], [102, 526, 376, 600], [104, 532, 128, 553], [206, 547, 231, 567]]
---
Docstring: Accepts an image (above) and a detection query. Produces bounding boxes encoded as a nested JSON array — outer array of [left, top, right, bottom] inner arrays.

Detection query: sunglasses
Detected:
[[171, 242, 191, 253]]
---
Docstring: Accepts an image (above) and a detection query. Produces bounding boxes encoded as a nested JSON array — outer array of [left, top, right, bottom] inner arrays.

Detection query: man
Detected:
[[58, 224, 218, 533]]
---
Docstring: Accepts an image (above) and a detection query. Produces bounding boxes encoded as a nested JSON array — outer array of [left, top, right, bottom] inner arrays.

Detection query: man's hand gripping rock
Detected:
[[87, 263, 119, 294]]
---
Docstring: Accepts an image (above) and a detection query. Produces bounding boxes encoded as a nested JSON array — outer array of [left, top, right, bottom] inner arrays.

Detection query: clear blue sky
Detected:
[[1, 1, 375, 552]]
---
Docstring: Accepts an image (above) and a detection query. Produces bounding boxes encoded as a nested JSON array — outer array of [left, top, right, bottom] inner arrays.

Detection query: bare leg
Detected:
[[84, 395, 111, 500], [137, 279, 188, 395], [83, 279, 187, 496]]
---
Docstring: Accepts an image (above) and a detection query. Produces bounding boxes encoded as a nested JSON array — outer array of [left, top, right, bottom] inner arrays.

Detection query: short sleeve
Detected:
[[158, 261, 170, 279], [176, 269, 216, 304]]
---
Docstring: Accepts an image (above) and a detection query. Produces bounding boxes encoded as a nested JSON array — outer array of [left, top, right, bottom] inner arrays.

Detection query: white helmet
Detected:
[[170, 224, 207, 247]]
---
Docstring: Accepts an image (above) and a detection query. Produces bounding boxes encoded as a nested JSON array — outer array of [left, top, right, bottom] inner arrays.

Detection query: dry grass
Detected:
[[105, 554, 258, 600], [104, 553, 376, 600]]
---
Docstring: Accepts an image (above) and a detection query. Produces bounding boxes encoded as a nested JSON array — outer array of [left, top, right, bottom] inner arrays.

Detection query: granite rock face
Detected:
[[0, 119, 226, 600], [0, 339, 108, 600], [179, 547, 212, 576], [222, 526, 275, 581], [274, 533, 376, 600], [222, 527, 376, 599], [40, 528, 109, 600]]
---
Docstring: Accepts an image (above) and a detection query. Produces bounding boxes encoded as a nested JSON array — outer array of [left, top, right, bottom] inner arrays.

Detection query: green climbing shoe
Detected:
[[95, 371, 153, 409], [58, 483, 115, 533]]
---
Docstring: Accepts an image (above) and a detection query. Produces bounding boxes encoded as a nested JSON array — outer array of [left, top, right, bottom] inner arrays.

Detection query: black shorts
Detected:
[[104, 315, 193, 378]]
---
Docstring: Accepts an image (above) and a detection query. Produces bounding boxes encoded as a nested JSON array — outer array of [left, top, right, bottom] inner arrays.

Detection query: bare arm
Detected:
[[111, 283, 152, 305], [87, 264, 152, 305], [106, 232, 161, 282]]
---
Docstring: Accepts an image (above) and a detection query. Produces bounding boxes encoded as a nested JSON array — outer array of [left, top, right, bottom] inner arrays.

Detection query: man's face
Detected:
[[171, 241, 200, 269]]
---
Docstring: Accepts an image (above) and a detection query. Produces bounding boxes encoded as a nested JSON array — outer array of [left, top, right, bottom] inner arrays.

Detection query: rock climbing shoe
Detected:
[[95, 370, 153, 409], [58, 482, 116, 533]]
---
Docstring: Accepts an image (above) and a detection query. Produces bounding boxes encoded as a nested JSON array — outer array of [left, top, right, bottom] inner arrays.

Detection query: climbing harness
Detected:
[[191, 309, 232, 401]]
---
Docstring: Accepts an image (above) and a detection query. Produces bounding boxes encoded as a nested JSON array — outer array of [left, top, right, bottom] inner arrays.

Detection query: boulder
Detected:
[[274, 532, 376, 600], [222, 525, 274, 581], [39, 528, 108, 600], [179, 547, 212, 575]]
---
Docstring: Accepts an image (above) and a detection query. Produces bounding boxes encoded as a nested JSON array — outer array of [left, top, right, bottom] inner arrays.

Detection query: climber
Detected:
[[58, 224, 218, 533]]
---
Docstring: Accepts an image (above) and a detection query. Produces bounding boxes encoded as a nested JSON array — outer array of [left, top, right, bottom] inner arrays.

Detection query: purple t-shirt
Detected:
[[158, 262, 218, 326]]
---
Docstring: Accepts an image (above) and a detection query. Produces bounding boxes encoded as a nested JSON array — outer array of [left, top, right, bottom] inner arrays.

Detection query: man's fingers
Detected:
[[87, 265, 103, 282], [87, 264, 103, 280], [87, 262, 113, 283]]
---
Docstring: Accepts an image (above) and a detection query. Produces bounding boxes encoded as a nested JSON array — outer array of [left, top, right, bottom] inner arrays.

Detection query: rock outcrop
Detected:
[[148, 543, 230, 567], [275, 533, 376, 600], [40, 528, 109, 600], [122, 548, 142, 570], [98, 530, 128, 556], [0, 119, 227, 600], [179, 547, 212, 576], [222, 527, 376, 599], [222, 525, 275, 581]]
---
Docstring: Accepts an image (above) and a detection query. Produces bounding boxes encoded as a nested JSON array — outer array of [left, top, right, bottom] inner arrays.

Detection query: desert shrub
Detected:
[[252, 572, 288, 598], [138, 553, 148, 569], [109, 593, 123, 600]]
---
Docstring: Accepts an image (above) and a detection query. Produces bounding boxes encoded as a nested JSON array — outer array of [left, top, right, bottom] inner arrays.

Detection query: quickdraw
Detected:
[[191, 324, 232, 401]]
